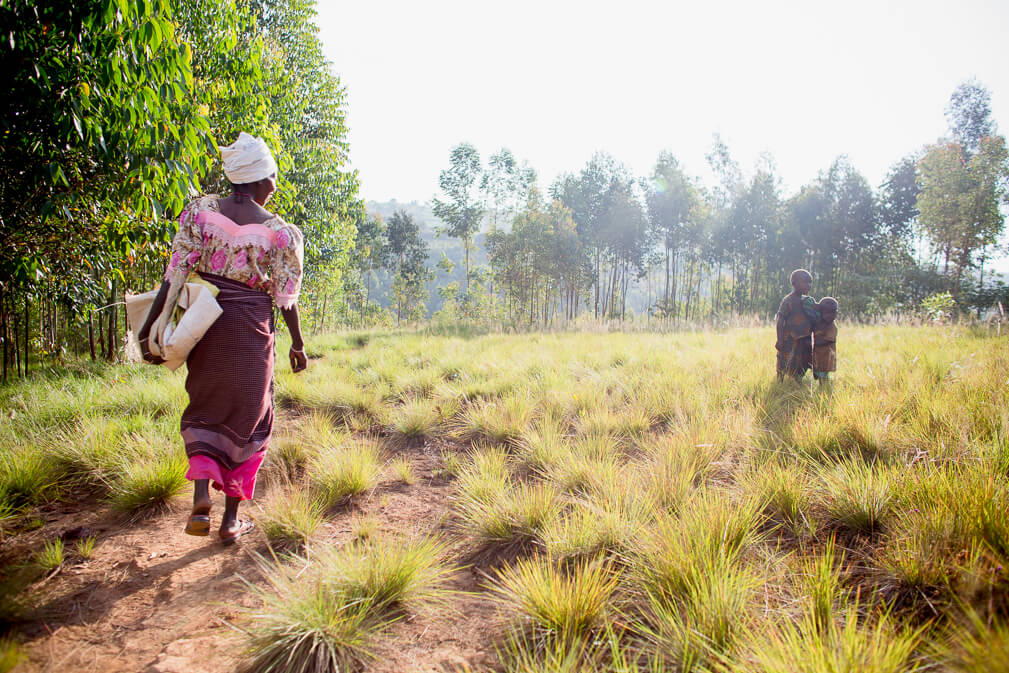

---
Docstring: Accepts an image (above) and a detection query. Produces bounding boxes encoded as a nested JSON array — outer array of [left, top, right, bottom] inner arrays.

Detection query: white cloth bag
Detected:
[[126, 279, 223, 371]]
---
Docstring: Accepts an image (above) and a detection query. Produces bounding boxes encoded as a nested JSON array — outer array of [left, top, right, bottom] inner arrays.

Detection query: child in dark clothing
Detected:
[[775, 269, 818, 381], [812, 297, 838, 390]]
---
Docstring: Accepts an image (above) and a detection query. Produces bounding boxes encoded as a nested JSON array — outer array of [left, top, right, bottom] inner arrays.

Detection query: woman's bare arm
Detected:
[[280, 305, 306, 372]]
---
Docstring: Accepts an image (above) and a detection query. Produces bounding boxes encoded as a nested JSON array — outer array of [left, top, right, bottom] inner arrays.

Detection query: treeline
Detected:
[[0, 0, 361, 380], [346, 80, 1008, 328]]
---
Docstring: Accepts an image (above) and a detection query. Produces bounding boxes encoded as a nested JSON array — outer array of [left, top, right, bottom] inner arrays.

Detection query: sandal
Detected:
[[219, 519, 255, 546], [184, 514, 211, 537]]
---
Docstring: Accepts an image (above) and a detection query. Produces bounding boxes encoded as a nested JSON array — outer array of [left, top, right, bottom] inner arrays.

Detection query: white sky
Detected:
[[316, 0, 1009, 205]]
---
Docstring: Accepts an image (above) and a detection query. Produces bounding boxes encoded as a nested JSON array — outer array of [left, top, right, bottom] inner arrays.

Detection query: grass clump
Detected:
[[0, 446, 61, 512], [815, 458, 894, 536], [387, 456, 416, 485], [939, 610, 1009, 673], [745, 460, 813, 535], [109, 454, 187, 513], [332, 536, 453, 609], [454, 395, 535, 447], [310, 438, 383, 508], [257, 489, 325, 550], [542, 494, 649, 561], [639, 559, 757, 667], [75, 535, 97, 560], [740, 608, 924, 673], [491, 556, 619, 639], [457, 481, 562, 546], [633, 490, 763, 604], [389, 399, 441, 440], [36, 538, 65, 572], [802, 537, 845, 630], [242, 534, 451, 673]]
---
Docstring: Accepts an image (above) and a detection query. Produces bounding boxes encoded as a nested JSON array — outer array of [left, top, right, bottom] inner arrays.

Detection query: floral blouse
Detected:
[[164, 195, 303, 309]]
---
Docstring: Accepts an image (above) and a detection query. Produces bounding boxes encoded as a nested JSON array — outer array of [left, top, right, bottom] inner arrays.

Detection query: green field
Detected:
[[2, 325, 1008, 672]]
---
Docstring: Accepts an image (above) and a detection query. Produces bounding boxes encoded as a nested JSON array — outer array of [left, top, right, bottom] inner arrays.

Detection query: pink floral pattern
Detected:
[[164, 195, 303, 309], [210, 249, 227, 272]]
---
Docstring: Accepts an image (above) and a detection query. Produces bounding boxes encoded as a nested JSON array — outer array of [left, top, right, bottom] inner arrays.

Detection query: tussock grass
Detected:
[[633, 490, 764, 604], [0, 446, 60, 511], [738, 608, 925, 673], [546, 451, 623, 496], [389, 398, 441, 440], [939, 610, 1009, 673], [109, 454, 187, 513], [491, 556, 620, 638], [744, 460, 814, 535], [328, 536, 454, 610], [310, 437, 383, 508], [35, 538, 64, 572], [6, 325, 1009, 667], [264, 433, 314, 483], [454, 394, 536, 446], [802, 537, 845, 630], [74, 535, 97, 560], [516, 417, 569, 474], [387, 456, 416, 485], [542, 493, 649, 561], [457, 480, 562, 545], [815, 458, 895, 536], [639, 558, 757, 666], [242, 534, 452, 673], [257, 488, 325, 550]]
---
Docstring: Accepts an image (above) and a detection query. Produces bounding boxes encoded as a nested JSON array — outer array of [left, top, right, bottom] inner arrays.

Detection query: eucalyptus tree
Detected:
[[0, 0, 216, 374], [918, 81, 1009, 297], [481, 148, 536, 230], [918, 138, 1009, 296], [550, 153, 631, 318], [385, 210, 430, 323], [433, 143, 483, 293], [647, 152, 697, 316]]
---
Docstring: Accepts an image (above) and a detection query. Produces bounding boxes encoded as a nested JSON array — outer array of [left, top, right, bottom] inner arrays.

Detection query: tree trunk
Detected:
[[1, 287, 7, 383], [21, 296, 28, 377], [88, 311, 96, 361]]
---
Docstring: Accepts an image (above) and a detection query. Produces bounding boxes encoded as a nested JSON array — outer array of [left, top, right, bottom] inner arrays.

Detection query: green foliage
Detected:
[[433, 143, 484, 294], [35, 538, 64, 572], [920, 291, 957, 322], [74, 534, 98, 560], [0, 0, 360, 376]]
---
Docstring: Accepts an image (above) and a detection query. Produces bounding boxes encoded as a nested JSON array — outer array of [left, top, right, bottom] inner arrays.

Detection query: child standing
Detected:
[[775, 269, 818, 381], [812, 297, 838, 390]]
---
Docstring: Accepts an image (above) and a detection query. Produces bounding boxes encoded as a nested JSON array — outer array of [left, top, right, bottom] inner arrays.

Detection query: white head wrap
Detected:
[[219, 132, 278, 184]]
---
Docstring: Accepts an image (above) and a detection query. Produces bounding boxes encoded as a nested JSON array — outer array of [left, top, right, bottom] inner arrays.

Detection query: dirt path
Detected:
[[5, 433, 500, 673]]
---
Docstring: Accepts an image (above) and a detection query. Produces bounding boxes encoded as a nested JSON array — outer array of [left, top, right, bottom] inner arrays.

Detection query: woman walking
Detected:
[[139, 132, 307, 544]]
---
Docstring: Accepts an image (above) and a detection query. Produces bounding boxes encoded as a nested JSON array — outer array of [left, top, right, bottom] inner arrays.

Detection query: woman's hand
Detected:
[[289, 346, 307, 373], [140, 337, 165, 365], [280, 305, 306, 373]]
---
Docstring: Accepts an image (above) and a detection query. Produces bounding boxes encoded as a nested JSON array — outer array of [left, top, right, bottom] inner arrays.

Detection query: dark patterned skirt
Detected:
[[181, 273, 274, 500]]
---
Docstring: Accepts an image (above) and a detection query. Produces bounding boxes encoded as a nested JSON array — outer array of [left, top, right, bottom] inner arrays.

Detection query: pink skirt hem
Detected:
[[186, 452, 265, 501]]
